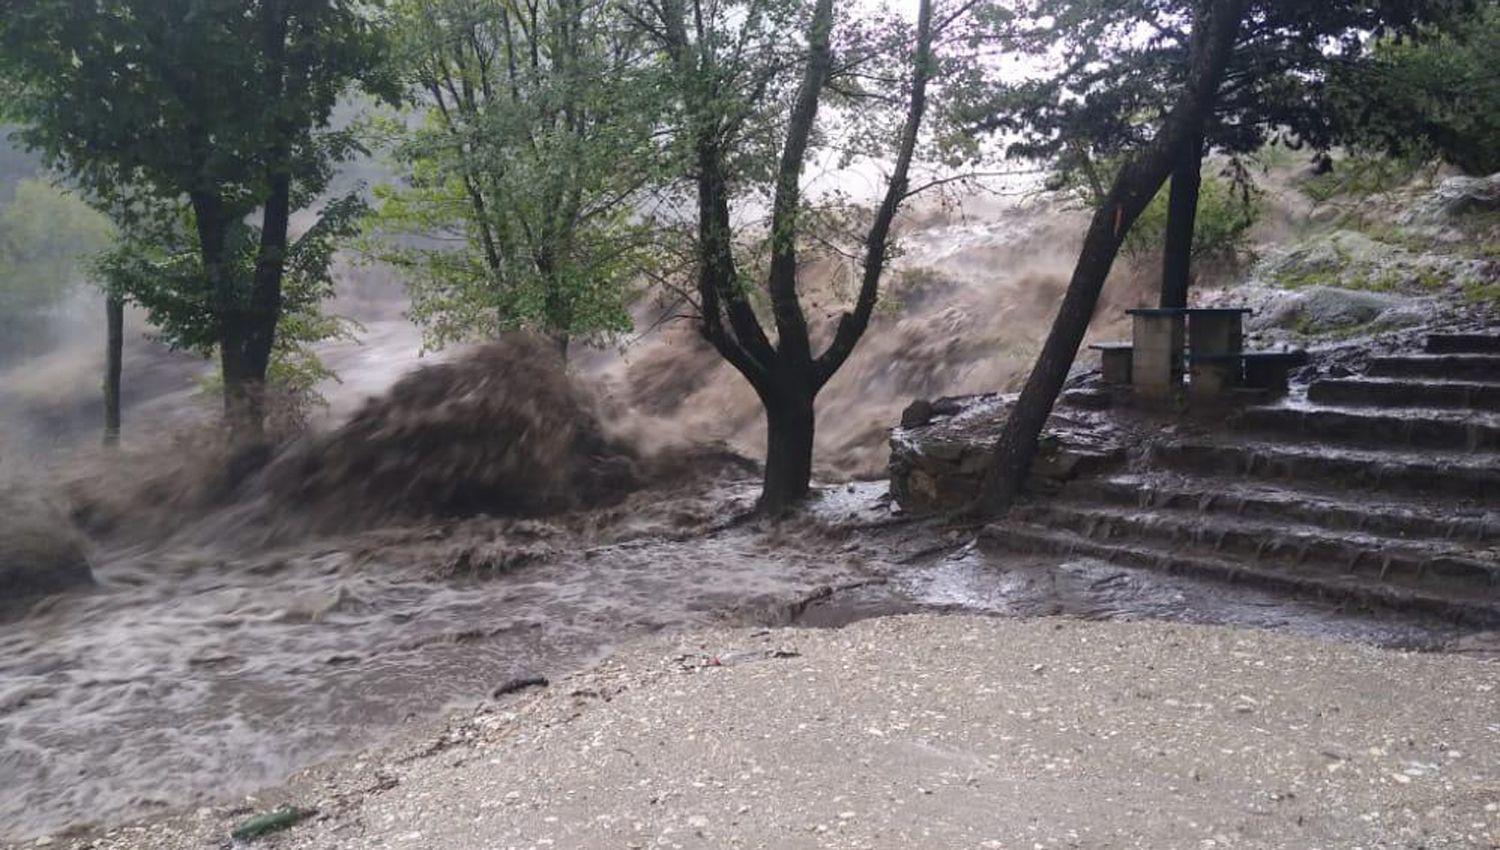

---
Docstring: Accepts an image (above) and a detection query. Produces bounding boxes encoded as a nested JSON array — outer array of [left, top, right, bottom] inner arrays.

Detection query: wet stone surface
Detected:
[[890, 329, 1500, 629]]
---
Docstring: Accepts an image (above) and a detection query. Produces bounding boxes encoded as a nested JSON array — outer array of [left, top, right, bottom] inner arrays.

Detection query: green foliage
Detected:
[[1057, 156, 1262, 265], [1122, 171, 1262, 264], [365, 0, 656, 352], [1329, 5, 1500, 176], [95, 194, 367, 413], [1298, 153, 1429, 205], [0, 129, 42, 203], [0, 0, 393, 431], [962, 0, 1466, 180], [0, 0, 392, 219], [0, 178, 113, 354], [1463, 279, 1500, 304]]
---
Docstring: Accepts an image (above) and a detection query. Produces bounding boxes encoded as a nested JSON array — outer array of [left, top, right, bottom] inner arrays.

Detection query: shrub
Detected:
[[1329, 5, 1500, 176], [1121, 171, 1262, 265]]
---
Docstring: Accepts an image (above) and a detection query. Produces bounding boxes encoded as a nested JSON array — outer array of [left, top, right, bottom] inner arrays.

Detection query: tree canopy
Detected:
[[1329, 3, 1499, 175], [0, 0, 393, 438], [0, 177, 114, 357], [976, 0, 1471, 171], [367, 0, 659, 355], [624, 0, 963, 511]]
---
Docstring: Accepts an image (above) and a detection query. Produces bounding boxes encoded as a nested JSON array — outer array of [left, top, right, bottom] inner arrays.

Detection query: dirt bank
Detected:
[[40, 614, 1499, 850]]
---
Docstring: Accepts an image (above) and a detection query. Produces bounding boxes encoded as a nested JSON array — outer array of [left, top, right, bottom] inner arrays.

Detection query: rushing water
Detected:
[[0, 183, 1485, 843], [2, 478, 1486, 843], [0, 481, 883, 841]]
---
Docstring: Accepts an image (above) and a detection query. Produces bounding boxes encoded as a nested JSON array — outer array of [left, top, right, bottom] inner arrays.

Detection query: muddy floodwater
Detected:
[[0, 481, 1485, 843]]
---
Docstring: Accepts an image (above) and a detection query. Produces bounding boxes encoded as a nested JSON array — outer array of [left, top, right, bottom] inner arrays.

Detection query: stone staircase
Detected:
[[986, 332, 1500, 626]]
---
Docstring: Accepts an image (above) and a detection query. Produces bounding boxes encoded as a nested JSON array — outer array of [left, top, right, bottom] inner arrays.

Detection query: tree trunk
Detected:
[[218, 328, 263, 441], [1160, 131, 1204, 310], [974, 0, 1247, 514], [216, 0, 292, 445], [759, 384, 816, 515], [188, 191, 265, 443], [103, 294, 123, 447], [231, 170, 292, 443]]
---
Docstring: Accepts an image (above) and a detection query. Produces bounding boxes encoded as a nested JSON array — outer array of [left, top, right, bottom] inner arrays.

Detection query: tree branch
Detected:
[[815, 0, 934, 387]]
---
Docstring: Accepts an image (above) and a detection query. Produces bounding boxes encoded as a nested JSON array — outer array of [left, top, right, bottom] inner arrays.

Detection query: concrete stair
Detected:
[[989, 332, 1500, 625], [984, 522, 1500, 626], [1426, 333, 1500, 354], [1148, 439, 1500, 499], [1367, 353, 1500, 382], [1306, 377, 1500, 412], [1072, 473, 1500, 544], [1235, 404, 1500, 450], [1009, 502, 1498, 600]]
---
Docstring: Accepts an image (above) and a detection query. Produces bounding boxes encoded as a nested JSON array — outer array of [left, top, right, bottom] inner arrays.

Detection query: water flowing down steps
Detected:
[[1307, 377, 1500, 412], [986, 332, 1500, 626], [1366, 353, 1500, 382]]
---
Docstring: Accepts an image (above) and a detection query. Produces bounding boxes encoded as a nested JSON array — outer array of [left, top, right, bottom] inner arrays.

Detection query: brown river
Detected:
[[0, 476, 1477, 843]]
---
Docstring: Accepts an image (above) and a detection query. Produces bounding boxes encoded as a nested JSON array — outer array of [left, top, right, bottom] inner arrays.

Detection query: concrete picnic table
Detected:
[[1089, 307, 1303, 399]]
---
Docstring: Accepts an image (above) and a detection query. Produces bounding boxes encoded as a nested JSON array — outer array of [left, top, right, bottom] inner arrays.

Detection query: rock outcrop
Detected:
[[1401, 173, 1500, 226], [889, 394, 1125, 514], [1249, 285, 1418, 336]]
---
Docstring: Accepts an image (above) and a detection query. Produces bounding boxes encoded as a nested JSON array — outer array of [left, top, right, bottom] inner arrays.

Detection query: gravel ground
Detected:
[[25, 615, 1500, 850]]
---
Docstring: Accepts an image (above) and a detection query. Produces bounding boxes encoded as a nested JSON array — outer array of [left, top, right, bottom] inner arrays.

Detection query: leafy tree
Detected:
[[1329, 4, 1499, 175], [0, 178, 113, 358], [976, 0, 1468, 309], [0, 130, 42, 204], [1061, 158, 1262, 270], [94, 194, 366, 429], [630, 0, 959, 513], [0, 0, 392, 440], [367, 0, 658, 357]]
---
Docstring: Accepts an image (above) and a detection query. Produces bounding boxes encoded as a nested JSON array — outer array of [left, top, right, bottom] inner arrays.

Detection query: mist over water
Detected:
[[0, 188, 1153, 842]]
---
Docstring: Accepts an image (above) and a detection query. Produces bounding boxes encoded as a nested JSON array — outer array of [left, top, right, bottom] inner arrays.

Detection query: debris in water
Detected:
[[230, 806, 310, 841], [492, 676, 550, 698]]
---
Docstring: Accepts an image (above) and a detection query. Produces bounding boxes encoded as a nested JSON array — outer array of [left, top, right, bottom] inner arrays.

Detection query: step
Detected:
[[1236, 404, 1500, 451], [983, 522, 1500, 627], [1072, 473, 1500, 544], [1011, 502, 1500, 600], [1367, 354, 1500, 383], [1426, 333, 1500, 355], [1307, 377, 1500, 413], [1148, 440, 1500, 502]]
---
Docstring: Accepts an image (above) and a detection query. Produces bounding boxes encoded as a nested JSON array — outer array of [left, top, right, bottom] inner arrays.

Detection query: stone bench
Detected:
[[1190, 350, 1308, 392], [1088, 342, 1133, 384]]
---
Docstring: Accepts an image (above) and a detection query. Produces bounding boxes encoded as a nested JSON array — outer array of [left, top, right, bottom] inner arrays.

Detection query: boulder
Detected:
[[1252, 230, 1395, 290], [1251, 285, 1412, 335], [1249, 228, 1488, 299], [889, 394, 1125, 514], [1401, 173, 1500, 225], [0, 492, 94, 604]]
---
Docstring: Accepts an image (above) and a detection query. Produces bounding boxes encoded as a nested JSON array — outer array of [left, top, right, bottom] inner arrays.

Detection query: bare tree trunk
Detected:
[[974, 0, 1247, 513], [103, 294, 123, 447], [1160, 131, 1204, 310], [760, 381, 817, 514]]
